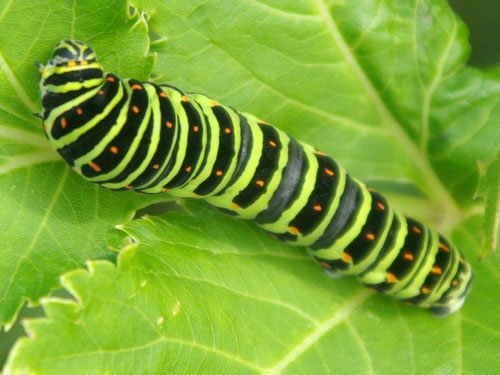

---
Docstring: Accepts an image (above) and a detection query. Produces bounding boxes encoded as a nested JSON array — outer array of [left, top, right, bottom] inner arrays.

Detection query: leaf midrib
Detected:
[[263, 289, 372, 375], [314, 0, 463, 225]]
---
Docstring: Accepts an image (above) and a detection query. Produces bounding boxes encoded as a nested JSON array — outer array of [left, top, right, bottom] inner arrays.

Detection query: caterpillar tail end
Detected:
[[430, 276, 473, 318], [430, 295, 466, 318]]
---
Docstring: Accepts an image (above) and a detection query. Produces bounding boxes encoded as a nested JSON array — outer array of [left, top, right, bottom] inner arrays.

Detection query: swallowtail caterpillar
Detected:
[[37, 39, 472, 316]]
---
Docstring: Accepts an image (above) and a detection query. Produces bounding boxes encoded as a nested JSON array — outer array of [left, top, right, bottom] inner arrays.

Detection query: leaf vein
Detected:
[[314, 0, 463, 223], [0, 150, 60, 175], [0, 48, 38, 112], [262, 289, 372, 374], [0, 125, 50, 149], [420, 9, 458, 151], [0, 166, 69, 304], [147, 269, 320, 325]]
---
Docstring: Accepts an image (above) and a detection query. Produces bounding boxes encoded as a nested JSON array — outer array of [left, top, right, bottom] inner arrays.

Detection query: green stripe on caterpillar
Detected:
[[37, 39, 472, 316]]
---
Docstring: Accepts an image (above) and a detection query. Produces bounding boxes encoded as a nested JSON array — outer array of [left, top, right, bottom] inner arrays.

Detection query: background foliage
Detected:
[[0, 0, 499, 374]]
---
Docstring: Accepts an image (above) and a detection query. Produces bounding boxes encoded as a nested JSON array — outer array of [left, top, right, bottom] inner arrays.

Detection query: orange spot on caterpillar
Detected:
[[420, 286, 430, 294], [132, 105, 139, 114], [367, 187, 376, 192], [365, 232, 375, 241], [159, 92, 167, 98], [110, 146, 118, 154], [341, 252, 353, 263], [166, 121, 173, 128], [185, 166, 192, 173], [193, 126, 199, 132], [152, 164, 160, 170], [412, 225, 422, 234], [224, 128, 231, 134], [126, 185, 133, 190], [376, 202, 385, 210], [324, 168, 334, 176], [289, 226, 300, 235], [131, 84, 142, 90], [314, 150, 327, 156], [76, 108, 83, 115], [98, 90, 104, 95], [313, 205, 322, 211], [431, 266, 442, 275], [107, 76, 115, 82], [60, 117, 67, 129], [41, 68, 47, 76], [269, 140, 277, 147], [439, 243, 450, 252], [210, 100, 218, 107], [258, 121, 268, 125], [80, 61, 88, 66], [403, 252, 413, 261], [320, 261, 331, 269], [43, 123, 48, 132], [215, 170, 223, 176], [181, 95, 189, 102], [89, 162, 101, 172], [386, 272, 398, 283], [255, 180, 264, 187], [451, 279, 458, 287], [232, 203, 240, 209], [161, 187, 168, 193], [67, 61, 77, 67]]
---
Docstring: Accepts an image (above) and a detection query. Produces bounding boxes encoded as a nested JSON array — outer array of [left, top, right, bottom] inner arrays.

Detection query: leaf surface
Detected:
[[476, 157, 500, 259], [1, 0, 500, 373], [5, 204, 500, 374]]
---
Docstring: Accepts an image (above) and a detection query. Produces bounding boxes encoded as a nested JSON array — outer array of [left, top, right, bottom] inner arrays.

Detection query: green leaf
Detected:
[[0, 0, 162, 327], [476, 157, 500, 260], [4, 204, 500, 374], [1, 0, 500, 373]]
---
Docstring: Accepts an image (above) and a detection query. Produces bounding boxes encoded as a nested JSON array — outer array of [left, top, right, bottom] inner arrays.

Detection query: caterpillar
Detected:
[[37, 39, 472, 316]]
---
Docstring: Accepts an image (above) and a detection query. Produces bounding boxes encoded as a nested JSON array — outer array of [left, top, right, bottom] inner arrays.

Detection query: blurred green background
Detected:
[[449, 0, 500, 67], [1, 0, 499, 370]]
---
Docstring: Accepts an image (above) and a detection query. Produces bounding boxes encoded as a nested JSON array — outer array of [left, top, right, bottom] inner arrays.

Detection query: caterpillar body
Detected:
[[38, 39, 472, 316]]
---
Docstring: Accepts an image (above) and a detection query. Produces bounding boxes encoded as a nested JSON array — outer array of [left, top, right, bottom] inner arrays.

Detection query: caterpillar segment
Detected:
[[38, 39, 472, 316]]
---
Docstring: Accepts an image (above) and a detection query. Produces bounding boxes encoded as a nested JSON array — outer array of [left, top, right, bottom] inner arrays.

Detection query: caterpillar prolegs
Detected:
[[38, 39, 472, 316]]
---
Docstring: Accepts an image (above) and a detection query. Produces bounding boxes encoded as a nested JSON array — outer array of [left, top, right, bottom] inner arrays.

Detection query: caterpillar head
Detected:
[[38, 39, 104, 97], [50, 39, 97, 64]]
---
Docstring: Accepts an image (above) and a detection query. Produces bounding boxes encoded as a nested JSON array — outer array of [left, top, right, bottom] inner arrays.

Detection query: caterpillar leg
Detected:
[[323, 268, 342, 279]]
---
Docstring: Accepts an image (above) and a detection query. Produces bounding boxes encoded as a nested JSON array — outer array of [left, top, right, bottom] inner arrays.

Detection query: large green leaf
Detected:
[[1, 0, 500, 373], [4, 204, 500, 374]]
